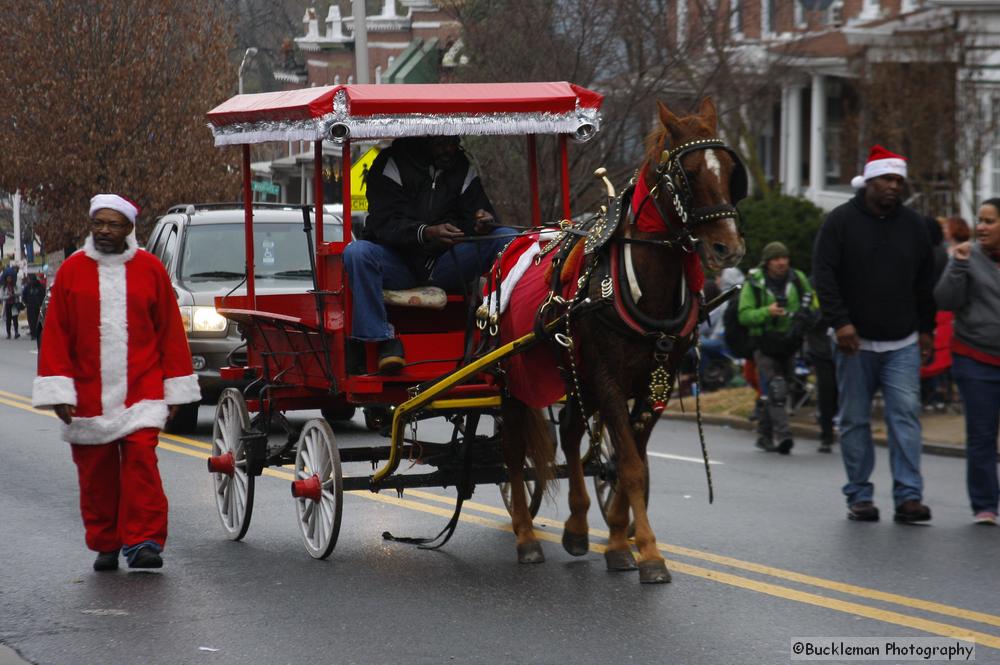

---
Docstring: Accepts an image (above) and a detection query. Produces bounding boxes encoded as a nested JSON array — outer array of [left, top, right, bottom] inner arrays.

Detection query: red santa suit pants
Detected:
[[70, 427, 168, 553]]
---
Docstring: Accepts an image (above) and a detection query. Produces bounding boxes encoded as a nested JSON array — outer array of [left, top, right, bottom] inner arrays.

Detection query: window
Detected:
[[160, 226, 178, 270], [730, 0, 742, 36], [762, 0, 776, 36]]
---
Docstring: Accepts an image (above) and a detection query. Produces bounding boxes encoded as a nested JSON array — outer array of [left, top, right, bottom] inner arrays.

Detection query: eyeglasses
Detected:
[[90, 219, 131, 232]]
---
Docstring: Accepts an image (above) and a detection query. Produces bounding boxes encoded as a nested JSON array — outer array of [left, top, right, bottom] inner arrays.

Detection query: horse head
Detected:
[[643, 98, 747, 271]]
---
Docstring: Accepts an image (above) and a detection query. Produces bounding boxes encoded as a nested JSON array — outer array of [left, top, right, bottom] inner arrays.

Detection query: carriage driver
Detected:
[[344, 135, 513, 372]]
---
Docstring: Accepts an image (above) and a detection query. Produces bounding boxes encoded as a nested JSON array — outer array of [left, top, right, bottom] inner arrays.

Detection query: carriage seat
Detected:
[[382, 286, 448, 310]]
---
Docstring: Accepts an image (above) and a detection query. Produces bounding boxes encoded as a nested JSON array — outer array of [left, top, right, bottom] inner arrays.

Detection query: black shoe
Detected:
[[93, 551, 119, 572], [754, 436, 776, 452], [818, 435, 834, 454], [377, 338, 405, 373], [894, 500, 931, 523], [848, 501, 880, 522], [127, 546, 163, 569], [777, 438, 794, 455]]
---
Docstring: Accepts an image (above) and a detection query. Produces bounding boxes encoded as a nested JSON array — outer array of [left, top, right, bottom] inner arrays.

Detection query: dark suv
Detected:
[[146, 203, 343, 432]]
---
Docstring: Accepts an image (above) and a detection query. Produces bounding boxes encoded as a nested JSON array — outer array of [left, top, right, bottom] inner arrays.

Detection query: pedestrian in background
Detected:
[[21, 274, 45, 341], [738, 241, 818, 455], [1, 273, 19, 339], [32, 194, 200, 571], [813, 145, 936, 523], [933, 197, 1000, 526]]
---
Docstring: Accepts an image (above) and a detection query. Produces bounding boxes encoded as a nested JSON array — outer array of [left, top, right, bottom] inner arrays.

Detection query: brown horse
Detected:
[[500, 98, 746, 583]]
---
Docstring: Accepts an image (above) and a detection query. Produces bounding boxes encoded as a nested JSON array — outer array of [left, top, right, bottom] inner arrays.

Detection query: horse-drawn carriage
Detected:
[[204, 82, 745, 583]]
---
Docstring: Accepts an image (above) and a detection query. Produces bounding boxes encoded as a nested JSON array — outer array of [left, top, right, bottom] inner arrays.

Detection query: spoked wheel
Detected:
[[591, 421, 648, 534], [209, 388, 255, 541], [291, 419, 343, 559], [500, 457, 544, 518]]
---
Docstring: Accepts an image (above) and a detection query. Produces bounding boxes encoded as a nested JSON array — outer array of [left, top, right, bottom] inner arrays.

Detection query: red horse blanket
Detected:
[[485, 233, 583, 408]]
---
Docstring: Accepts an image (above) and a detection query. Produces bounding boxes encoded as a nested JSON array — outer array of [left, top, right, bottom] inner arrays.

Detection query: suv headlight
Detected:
[[179, 306, 228, 332]]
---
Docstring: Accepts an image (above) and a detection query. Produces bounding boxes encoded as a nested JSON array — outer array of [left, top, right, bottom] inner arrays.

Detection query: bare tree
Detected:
[[0, 0, 240, 252]]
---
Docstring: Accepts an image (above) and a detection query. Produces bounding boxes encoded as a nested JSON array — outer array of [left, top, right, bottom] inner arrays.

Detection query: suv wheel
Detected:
[[166, 402, 200, 434]]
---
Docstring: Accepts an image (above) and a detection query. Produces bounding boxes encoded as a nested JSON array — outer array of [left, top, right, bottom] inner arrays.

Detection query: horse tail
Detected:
[[502, 400, 556, 497]]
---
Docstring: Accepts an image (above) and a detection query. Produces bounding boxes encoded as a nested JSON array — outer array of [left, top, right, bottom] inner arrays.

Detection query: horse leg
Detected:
[[604, 406, 671, 584], [559, 399, 590, 556], [501, 399, 546, 564]]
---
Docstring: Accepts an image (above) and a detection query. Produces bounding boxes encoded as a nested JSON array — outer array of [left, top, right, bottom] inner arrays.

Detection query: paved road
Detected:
[[1, 337, 997, 665]]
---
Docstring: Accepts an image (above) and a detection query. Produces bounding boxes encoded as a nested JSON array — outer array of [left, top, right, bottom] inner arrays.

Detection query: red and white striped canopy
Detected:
[[207, 82, 603, 146]]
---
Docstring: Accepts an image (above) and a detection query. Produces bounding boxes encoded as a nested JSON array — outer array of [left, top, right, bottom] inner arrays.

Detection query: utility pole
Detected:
[[352, 0, 369, 84], [12, 190, 21, 264]]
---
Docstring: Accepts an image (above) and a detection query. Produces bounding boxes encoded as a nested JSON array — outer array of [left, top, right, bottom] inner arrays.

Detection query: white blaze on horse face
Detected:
[[704, 149, 722, 185]]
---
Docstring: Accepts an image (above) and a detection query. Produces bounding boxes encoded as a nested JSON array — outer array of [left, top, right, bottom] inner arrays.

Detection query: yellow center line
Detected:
[[4, 390, 999, 648]]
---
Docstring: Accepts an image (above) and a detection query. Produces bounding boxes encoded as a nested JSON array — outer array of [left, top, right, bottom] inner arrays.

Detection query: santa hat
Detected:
[[89, 193, 140, 224], [850, 145, 907, 189]]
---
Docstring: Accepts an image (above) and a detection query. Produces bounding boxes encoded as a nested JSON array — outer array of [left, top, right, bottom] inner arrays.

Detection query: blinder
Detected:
[[653, 138, 748, 229]]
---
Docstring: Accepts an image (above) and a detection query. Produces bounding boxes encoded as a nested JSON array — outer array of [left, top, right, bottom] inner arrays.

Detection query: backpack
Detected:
[[723, 294, 755, 360]]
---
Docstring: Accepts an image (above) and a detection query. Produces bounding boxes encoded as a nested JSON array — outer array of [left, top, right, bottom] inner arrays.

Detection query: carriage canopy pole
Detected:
[[341, 141, 353, 336], [313, 140, 325, 289], [526, 135, 541, 227], [241, 144, 255, 308], [559, 134, 571, 220]]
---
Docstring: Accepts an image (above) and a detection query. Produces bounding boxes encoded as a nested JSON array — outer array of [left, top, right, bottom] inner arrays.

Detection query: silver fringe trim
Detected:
[[210, 89, 601, 146]]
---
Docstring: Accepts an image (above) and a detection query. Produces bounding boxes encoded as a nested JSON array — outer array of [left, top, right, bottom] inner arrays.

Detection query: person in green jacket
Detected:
[[738, 241, 818, 454]]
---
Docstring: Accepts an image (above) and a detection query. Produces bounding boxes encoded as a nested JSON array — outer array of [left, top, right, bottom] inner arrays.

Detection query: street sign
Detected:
[[252, 180, 280, 196], [350, 147, 380, 212]]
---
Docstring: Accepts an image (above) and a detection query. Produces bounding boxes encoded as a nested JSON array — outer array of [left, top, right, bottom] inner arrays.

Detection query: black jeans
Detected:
[[3, 302, 17, 338]]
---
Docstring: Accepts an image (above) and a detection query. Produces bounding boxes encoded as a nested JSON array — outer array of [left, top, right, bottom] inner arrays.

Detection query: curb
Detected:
[[663, 412, 966, 459]]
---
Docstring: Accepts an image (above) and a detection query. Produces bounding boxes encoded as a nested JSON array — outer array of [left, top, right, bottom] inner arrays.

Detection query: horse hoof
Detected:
[[517, 541, 545, 564], [561, 531, 590, 557], [604, 549, 638, 572], [638, 559, 672, 584]]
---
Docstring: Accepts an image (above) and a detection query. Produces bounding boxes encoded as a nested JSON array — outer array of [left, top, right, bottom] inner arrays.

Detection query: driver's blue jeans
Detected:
[[834, 343, 923, 507], [343, 228, 513, 341]]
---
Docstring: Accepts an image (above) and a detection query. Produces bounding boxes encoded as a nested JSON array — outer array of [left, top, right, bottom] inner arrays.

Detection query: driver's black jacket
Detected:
[[361, 137, 497, 281]]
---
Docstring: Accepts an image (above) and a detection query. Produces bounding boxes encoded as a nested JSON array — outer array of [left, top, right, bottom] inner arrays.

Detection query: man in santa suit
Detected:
[[32, 194, 200, 571]]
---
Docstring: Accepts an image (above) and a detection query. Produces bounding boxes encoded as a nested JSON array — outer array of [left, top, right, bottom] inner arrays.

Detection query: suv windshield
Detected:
[[178, 222, 340, 288]]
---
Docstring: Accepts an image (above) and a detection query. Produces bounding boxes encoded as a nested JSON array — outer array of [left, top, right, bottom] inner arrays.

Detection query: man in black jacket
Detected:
[[812, 145, 936, 524], [344, 136, 511, 372]]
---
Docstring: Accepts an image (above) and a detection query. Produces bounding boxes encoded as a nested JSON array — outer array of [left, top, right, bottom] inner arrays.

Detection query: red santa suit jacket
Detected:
[[32, 234, 201, 444]]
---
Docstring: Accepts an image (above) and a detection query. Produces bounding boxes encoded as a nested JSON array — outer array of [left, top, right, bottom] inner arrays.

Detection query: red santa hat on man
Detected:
[[89, 193, 140, 224], [850, 145, 907, 189]]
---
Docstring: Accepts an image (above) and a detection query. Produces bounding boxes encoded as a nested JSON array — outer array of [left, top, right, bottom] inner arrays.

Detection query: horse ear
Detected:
[[698, 98, 718, 132], [657, 101, 684, 138]]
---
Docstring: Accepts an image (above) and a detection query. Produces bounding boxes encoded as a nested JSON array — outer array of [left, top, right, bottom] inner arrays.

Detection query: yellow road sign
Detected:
[[350, 147, 380, 212]]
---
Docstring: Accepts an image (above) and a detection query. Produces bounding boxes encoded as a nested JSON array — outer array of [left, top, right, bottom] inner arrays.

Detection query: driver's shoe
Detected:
[[377, 338, 405, 373]]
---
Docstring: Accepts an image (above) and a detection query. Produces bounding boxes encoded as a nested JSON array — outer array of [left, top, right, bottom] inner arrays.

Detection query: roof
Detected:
[[769, 31, 863, 60], [206, 82, 603, 146]]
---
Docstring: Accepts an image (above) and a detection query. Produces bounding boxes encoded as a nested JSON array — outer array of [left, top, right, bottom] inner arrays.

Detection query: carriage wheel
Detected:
[[210, 388, 255, 541], [592, 422, 648, 535], [500, 456, 544, 519], [292, 419, 343, 559]]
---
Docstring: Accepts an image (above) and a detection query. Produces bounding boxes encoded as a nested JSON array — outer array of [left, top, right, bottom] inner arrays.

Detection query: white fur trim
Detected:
[[83, 233, 138, 264], [32, 375, 77, 408], [97, 262, 129, 417], [862, 157, 907, 182], [62, 399, 169, 445], [851, 175, 866, 189], [164, 374, 202, 405], [485, 241, 541, 317], [89, 194, 139, 223]]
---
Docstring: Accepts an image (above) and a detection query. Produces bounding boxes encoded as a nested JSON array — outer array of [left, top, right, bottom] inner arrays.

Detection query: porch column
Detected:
[[783, 85, 803, 196], [808, 73, 826, 197]]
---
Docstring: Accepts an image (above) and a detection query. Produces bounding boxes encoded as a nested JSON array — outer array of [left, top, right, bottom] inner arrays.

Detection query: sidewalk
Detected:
[[662, 386, 968, 458]]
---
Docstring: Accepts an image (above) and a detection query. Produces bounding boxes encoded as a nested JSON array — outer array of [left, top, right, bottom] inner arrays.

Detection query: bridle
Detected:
[[625, 137, 748, 252]]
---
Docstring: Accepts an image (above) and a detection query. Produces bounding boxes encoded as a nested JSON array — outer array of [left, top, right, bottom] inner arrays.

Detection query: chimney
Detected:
[[302, 8, 319, 39], [325, 5, 345, 40]]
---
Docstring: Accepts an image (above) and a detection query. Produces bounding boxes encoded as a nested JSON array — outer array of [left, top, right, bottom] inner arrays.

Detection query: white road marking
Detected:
[[647, 451, 723, 465]]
